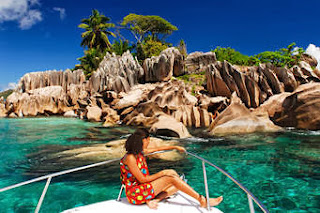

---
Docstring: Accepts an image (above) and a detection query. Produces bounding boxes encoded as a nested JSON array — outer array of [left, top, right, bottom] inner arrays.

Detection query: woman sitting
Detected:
[[120, 128, 223, 209]]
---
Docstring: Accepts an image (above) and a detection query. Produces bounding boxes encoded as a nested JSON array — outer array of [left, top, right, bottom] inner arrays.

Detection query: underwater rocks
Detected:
[[53, 137, 185, 162], [143, 47, 184, 82], [209, 93, 282, 135]]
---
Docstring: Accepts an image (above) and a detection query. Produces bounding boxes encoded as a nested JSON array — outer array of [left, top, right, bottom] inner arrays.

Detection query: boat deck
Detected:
[[62, 191, 223, 213]]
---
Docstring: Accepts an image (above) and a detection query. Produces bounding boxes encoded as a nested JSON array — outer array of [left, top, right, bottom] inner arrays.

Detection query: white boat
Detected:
[[0, 151, 269, 213], [62, 191, 223, 213]]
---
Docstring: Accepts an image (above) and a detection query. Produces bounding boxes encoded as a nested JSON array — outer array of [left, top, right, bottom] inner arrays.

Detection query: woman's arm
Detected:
[[144, 145, 186, 154], [125, 154, 166, 183]]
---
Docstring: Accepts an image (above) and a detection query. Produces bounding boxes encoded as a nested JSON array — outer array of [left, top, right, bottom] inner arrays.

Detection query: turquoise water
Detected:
[[0, 118, 319, 212]]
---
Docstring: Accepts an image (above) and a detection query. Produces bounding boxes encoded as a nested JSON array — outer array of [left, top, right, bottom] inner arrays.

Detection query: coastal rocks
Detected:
[[150, 115, 191, 138], [143, 47, 184, 82], [54, 137, 184, 162], [64, 110, 77, 118], [301, 53, 318, 68], [89, 51, 144, 93], [6, 86, 71, 116], [86, 106, 102, 122], [17, 69, 85, 93], [0, 103, 6, 117], [209, 93, 282, 135], [271, 83, 320, 129], [205, 59, 320, 108], [102, 106, 120, 127], [185, 51, 217, 73]]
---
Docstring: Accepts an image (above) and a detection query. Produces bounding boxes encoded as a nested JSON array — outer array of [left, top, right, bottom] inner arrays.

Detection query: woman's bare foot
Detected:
[[199, 194, 223, 207], [146, 199, 159, 209]]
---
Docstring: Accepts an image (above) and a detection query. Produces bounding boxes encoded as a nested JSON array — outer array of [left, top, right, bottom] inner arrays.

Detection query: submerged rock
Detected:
[[53, 137, 185, 162]]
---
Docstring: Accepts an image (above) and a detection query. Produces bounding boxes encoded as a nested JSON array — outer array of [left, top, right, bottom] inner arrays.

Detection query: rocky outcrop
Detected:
[[301, 53, 318, 68], [185, 51, 217, 73], [206, 60, 320, 108], [209, 93, 282, 135], [6, 86, 71, 116], [143, 47, 184, 82], [102, 105, 120, 127], [266, 83, 320, 129], [17, 70, 85, 93], [122, 80, 213, 129], [89, 51, 144, 93]]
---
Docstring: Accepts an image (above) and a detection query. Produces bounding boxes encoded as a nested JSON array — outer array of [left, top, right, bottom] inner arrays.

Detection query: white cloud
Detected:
[[19, 9, 42, 30], [0, 82, 17, 91], [0, 0, 42, 30], [306, 44, 320, 70], [53, 7, 66, 20]]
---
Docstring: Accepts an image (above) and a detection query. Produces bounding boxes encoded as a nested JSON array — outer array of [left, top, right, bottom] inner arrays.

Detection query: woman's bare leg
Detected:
[[150, 175, 223, 208]]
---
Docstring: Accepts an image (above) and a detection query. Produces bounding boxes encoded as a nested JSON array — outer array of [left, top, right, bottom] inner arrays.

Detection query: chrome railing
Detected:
[[0, 150, 269, 213]]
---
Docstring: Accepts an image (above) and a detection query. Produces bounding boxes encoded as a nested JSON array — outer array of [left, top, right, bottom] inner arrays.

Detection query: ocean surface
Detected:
[[0, 117, 319, 213]]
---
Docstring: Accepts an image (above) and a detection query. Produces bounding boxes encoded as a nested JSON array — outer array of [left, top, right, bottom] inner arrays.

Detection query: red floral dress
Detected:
[[120, 153, 155, 204]]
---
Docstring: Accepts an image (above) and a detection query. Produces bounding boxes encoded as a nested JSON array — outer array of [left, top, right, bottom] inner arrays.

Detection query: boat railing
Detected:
[[0, 150, 269, 213]]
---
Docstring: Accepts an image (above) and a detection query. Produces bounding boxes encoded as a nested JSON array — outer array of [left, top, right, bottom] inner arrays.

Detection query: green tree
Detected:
[[75, 48, 106, 79], [78, 9, 116, 50], [121, 14, 178, 43], [111, 39, 133, 56], [178, 39, 187, 58], [141, 38, 168, 59], [212, 47, 251, 65]]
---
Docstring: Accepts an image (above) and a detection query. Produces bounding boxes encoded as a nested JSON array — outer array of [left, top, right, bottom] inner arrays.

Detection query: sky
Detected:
[[0, 0, 320, 91]]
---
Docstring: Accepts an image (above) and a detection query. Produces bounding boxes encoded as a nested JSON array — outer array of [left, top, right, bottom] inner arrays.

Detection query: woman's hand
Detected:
[[175, 146, 186, 153]]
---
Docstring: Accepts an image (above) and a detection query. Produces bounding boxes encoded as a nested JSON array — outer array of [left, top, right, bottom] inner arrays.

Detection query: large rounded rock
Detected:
[[86, 106, 102, 122], [150, 114, 191, 138], [0, 103, 6, 117], [185, 51, 217, 73], [209, 94, 282, 135], [273, 82, 320, 129]]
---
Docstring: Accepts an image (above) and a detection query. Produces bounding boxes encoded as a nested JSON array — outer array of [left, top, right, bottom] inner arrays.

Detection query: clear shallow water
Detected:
[[0, 118, 319, 213]]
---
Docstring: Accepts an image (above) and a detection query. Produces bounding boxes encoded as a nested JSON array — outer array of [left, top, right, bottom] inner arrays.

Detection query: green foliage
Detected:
[[121, 13, 178, 43], [75, 48, 106, 79], [255, 43, 304, 67], [212, 47, 252, 66], [212, 43, 304, 68], [141, 38, 168, 59], [0, 89, 13, 99], [111, 39, 133, 56], [178, 39, 187, 58], [78, 9, 116, 50]]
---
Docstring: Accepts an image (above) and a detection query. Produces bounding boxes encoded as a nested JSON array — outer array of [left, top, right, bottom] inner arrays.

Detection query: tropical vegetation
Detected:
[[212, 42, 304, 68]]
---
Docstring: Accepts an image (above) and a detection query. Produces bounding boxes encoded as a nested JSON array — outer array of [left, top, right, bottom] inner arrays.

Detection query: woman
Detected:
[[120, 128, 223, 209]]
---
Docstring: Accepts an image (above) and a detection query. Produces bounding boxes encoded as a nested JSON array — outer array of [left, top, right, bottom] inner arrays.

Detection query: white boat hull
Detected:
[[62, 191, 223, 213]]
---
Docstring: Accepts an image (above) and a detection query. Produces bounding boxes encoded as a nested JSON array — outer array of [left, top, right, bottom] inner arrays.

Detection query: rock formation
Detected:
[[6, 86, 71, 116], [206, 59, 320, 108], [185, 51, 217, 73], [17, 69, 85, 93], [89, 51, 144, 93], [209, 93, 282, 135], [143, 47, 184, 82], [257, 82, 320, 130]]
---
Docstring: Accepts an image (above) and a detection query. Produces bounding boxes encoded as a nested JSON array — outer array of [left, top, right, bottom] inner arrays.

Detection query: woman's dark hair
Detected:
[[125, 128, 150, 154]]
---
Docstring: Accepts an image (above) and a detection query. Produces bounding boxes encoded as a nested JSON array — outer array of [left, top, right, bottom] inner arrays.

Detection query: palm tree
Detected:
[[78, 9, 116, 50]]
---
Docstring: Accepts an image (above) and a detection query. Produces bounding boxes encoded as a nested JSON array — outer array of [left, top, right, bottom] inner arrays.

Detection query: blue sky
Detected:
[[0, 0, 320, 91]]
